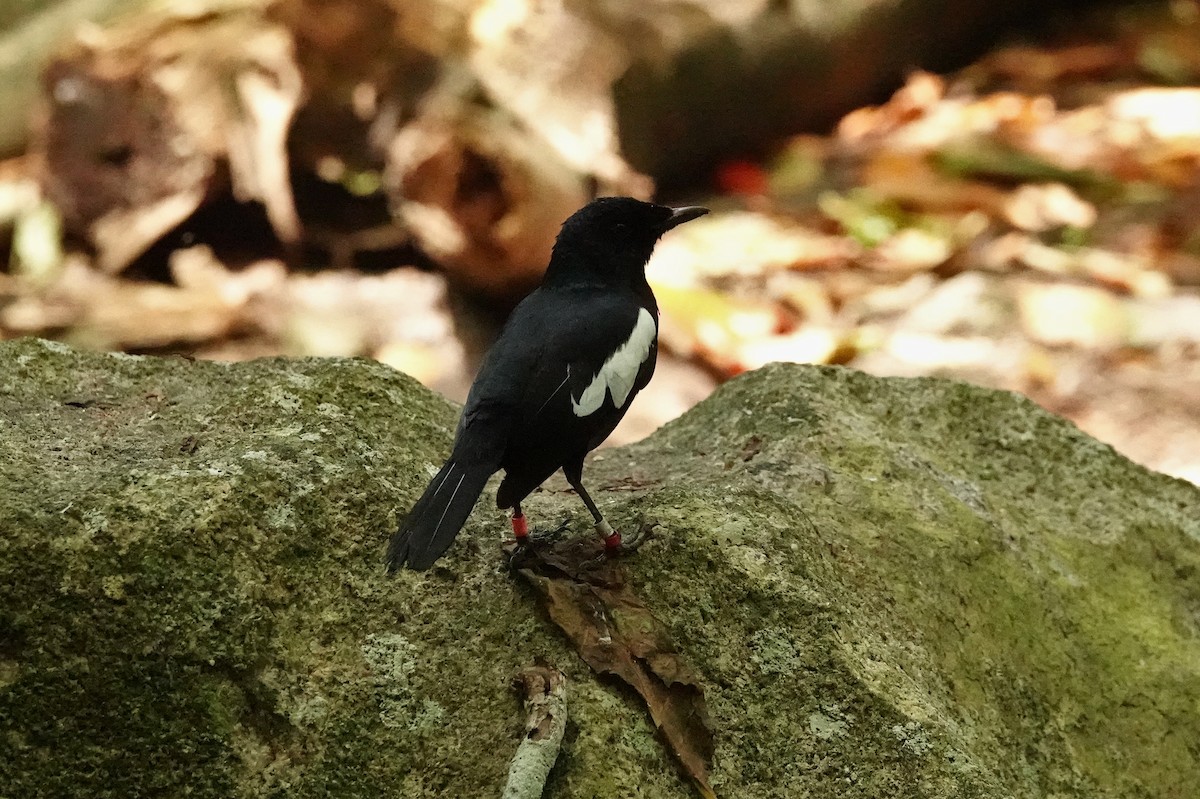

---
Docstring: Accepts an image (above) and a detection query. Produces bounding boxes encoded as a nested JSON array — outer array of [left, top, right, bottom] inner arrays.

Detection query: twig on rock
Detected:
[[501, 665, 568, 799]]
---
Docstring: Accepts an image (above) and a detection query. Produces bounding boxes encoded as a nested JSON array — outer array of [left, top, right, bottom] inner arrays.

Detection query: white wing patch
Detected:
[[571, 308, 657, 417]]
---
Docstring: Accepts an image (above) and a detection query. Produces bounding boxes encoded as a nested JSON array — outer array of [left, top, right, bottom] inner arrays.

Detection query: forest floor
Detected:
[[2, 3, 1198, 484]]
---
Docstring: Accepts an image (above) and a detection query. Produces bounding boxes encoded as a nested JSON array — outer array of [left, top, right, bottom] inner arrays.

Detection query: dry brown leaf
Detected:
[[773, 274, 835, 324], [836, 71, 945, 143], [469, 0, 637, 188], [1017, 282, 1129, 349], [39, 6, 302, 273], [866, 227, 954, 273], [1003, 183, 1096, 231], [648, 213, 856, 284], [512, 536, 715, 799], [386, 109, 590, 298], [860, 151, 1007, 214], [655, 283, 784, 378], [734, 327, 856, 372]]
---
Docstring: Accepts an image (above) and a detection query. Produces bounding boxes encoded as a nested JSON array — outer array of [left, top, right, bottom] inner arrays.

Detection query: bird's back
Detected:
[[456, 282, 657, 506]]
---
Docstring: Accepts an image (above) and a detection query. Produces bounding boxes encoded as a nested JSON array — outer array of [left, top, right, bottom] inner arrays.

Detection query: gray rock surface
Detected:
[[1, 337, 1197, 798]]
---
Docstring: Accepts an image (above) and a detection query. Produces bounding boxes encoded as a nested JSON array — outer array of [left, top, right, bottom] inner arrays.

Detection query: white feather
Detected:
[[571, 308, 656, 417]]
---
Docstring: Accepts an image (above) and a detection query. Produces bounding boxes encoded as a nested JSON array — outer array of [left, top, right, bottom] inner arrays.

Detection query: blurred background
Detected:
[[2, 0, 1199, 483]]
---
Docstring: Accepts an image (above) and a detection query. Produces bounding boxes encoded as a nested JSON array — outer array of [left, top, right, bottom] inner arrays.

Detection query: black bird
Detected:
[[387, 196, 708, 571]]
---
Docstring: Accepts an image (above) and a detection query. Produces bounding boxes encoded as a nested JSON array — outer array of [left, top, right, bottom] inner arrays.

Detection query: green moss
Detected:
[[1, 340, 1198, 798], [614, 364, 1199, 798]]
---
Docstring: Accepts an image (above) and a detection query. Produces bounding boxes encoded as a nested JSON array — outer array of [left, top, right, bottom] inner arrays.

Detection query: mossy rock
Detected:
[[1, 337, 1197, 798]]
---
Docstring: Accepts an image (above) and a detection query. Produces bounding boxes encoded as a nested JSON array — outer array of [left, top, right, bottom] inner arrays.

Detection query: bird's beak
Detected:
[[662, 205, 709, 232]]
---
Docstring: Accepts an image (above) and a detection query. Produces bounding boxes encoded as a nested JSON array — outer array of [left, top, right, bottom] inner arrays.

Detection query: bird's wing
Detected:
[[460, 286, 654, 442], [562, 304, 656, 418]]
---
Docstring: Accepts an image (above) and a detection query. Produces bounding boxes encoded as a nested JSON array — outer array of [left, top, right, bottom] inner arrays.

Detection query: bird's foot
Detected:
[[505, 542, 533, 570], [579, 518, 657, 570], [504, 516, 572, 569], [613, 518, 657, 554], [599, 517, 656, 555], [511, 515, 571, 546]]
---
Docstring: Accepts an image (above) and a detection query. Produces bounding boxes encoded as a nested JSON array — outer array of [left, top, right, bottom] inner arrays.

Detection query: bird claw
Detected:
[[504, 517, 573, 569], [578, 518, 658, 570], [505, 541, 534, 570], [512, 517, 571, 546], [616, 518, 658, 553], [535, 517, 573, 540]]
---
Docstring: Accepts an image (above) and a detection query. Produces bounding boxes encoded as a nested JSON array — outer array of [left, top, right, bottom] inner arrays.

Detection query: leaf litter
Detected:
[[508, 533, 716, 799], [2, 2, 1199, 483]]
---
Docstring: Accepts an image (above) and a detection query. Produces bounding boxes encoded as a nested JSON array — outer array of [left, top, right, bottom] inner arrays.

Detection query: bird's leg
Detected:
[[505, 503, 573, 569], [564, 471, 623, 553], [509, 504, 570, 545], [505, 504, 534, 569], [511, 503, 530, 543]]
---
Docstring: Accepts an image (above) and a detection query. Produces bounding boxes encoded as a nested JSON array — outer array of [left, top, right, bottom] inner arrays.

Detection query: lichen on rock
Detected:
[[1, 337, 1197, 798]]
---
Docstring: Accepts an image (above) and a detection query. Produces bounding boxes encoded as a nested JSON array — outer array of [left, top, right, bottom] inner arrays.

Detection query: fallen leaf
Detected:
[[734, 327, 853, 372], [222, 25, 304, 245], [1003, 183, 1097, 231], [511, 536, 716, 799], [836, 71, 946, 143], [648, 212, 855, 282], [41, 9, 305, 272], [1107, 87, 1200, 140], [859, 150, 1007, 215], [655, 283, 784, 376], [374, 341, 447, 385], [11, 201, 64, 284], [933, 138, 1118, 194], [1017, 282, 1129, 349], [867, 227, 953, 273]]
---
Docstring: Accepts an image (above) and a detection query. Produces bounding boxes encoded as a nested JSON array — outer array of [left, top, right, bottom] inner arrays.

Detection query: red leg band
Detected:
[[512, 514, 529, 539]]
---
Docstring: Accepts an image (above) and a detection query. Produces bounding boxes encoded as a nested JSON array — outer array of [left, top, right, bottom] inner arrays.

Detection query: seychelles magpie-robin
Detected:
[[387, 196, 708, 571]]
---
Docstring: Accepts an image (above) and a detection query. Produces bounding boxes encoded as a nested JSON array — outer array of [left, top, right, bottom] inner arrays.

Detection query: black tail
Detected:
[[387, 459, 493, 571]]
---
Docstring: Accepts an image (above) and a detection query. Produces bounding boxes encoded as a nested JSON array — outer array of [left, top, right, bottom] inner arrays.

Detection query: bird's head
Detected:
[[546, 196, 708, 285]]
